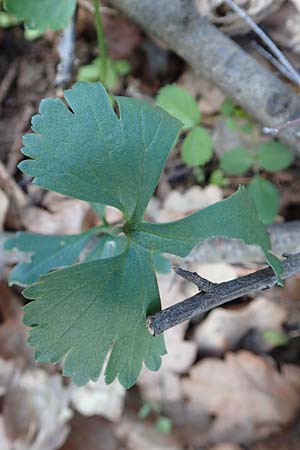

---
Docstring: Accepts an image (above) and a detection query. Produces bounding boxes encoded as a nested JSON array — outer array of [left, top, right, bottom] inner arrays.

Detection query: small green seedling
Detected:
[[5, 82, 283, 389], [77, 57, 131, 90], [156, 84, 213, 168], [220, 141, 293, 224]]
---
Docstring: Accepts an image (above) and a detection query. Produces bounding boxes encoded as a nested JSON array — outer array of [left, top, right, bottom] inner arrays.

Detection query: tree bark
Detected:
[[109, 0, 300, 154]]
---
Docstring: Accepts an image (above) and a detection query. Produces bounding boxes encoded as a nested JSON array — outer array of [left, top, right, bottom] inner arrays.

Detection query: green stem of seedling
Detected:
[[92, 0, 108, 84]]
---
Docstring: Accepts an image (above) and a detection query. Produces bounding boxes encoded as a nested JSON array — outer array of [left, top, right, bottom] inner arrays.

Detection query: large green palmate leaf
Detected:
[[19, 82, 181, 224], [5, 231, 91, 286], [23, 243, 165, 388], [3, 0, 76, 32], [131, 186, 282, 282], [9, 81, 284, 389]]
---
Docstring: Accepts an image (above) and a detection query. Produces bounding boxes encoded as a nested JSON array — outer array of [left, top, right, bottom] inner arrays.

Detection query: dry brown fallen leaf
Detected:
[[21, 192, 90, 234], [0, 282, 32, 364], [1, 368, 73, 450], [116, 413, 183, 450], [182, 351, 300, 446], [194, 296, 288, 354], [196, 0, 284, 35], [71, 377, 125, 422], [209, 445, 242, 450], [264, 0, 300, 54], [155, 185, 223, 223], [60, 413, 121, 450]]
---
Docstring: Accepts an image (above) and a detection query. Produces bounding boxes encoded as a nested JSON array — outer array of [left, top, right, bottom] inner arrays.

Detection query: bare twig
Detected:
[[147, 253, 300, 336], [223, 0, 300, 86], [263, 118, 300, 137], [55, 18, 76, 86], [175, 266, 217, 292], [0, 61, 18, 106], [251, 41, 296, 83]]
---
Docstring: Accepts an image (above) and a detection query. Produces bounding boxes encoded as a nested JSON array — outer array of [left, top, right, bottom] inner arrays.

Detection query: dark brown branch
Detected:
[[109, 0, 300, 154], [147, 253, 300, 336]]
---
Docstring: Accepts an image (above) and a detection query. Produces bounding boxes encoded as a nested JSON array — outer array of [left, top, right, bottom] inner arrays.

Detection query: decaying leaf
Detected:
[[60, 413, 121, 450], [116, 413, 184, 450], [194, 296, 288, 354], [182, 351, 300, 445], [21, 194, 90, 235], [2, 369, 73, 450], [71, 377, 125, 422]]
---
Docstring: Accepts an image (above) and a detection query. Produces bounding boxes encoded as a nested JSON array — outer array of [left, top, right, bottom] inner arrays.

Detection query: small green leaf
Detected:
[[181, 126, 212, 167], [255, 141, 293, 172], [131, 186, 282, 282], [209, 169, 229, 187], [155, 417, 172, 433], [220, 147, 253, 175], [263, 330, 288, 347], [247, 176, 279, 225], [18, 82, 181, 224], [156, 84, 200, 129], [0, 11, 19, 27], [220, 99, 235, 117], [22, 243, 166, 388], [138, 402, 152, 419], [5, 232, 91, 286], [3, 0, 76, 32], [77, 57, 131, 89]]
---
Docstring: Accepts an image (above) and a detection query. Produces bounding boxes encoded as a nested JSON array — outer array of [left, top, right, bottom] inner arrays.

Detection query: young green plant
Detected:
[[156, 84, 213, 170], [5, 82, 283, 389]]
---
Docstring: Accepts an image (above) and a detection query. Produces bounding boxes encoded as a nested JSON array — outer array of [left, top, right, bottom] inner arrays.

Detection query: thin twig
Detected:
[[263, 118, 300, 136], [147, 253, 300, 335], [175, 266, 217, 292], [0, 61, 18, 106], [223, 0, 300, 86], [251, 41, 295, 82], [55, 17, 76, 86]]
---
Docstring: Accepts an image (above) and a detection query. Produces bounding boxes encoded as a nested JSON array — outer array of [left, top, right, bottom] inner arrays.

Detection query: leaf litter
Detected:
[[1, 4, 300, 449]]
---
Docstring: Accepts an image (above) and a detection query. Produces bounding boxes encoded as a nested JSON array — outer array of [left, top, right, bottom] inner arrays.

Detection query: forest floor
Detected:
[[0, 1, 300, 449]]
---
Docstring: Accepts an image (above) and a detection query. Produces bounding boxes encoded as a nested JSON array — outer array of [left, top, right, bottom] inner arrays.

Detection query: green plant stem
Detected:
[[92, 0, 108, 84]]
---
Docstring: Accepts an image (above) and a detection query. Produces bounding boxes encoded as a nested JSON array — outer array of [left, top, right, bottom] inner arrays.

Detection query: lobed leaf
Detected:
[[131, 186, 282, 282], [5, 231, 91, 286], [3, 0, 76, 32], [19, 82, 181, 224], [23, 243, 166, 388]]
